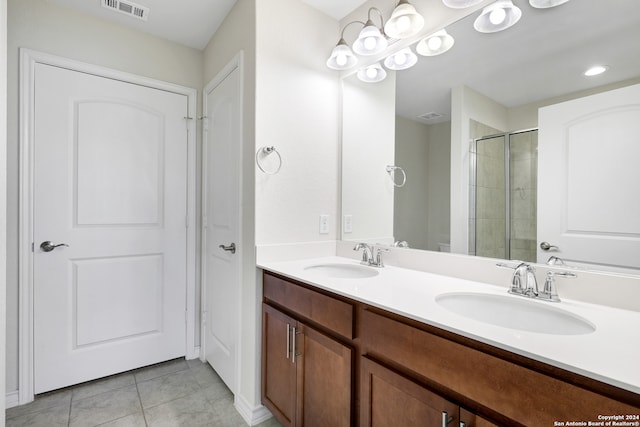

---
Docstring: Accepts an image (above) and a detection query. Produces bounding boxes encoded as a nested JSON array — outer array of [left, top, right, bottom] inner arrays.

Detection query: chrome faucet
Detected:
[[510, 262, 538, 298], [353, 243, 373, 265], [497, 261, 578, 302], [353, 243, 388, 268]]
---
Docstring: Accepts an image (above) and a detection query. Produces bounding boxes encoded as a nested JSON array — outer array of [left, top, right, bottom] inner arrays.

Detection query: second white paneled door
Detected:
[[202, 54, 243, 394], [32, 62, 189, 394]]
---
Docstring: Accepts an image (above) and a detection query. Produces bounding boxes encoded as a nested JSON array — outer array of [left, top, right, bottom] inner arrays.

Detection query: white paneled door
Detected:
[[33, 63, 188, 394], [537, 83, 640, 270], [202, 57, 242, 394]]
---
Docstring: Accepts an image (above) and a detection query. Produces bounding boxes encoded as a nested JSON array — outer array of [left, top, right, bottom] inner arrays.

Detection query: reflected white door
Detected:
[[202, 59, 242, 393], [537, 83, 640, 270], [33, 63, 188, 393]]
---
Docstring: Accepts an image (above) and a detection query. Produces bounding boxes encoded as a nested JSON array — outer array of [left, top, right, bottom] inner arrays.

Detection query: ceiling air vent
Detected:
[[418, 112, 444, 122], [101, 0, 149, 21]]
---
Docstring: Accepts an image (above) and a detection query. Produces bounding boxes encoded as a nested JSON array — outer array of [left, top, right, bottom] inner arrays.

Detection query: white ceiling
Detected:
[[45, 0, 238, 50], [301, 0, 367, 20], [44, 0, 365, 50]]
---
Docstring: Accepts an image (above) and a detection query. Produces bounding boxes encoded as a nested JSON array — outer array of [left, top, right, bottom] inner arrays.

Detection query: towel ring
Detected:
[[256, 146, 282, 175], [386, 165, 406, 187]]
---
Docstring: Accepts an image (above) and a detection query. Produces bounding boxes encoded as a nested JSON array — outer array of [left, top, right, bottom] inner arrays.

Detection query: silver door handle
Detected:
[[540, 241, 559, 251], [40, 241, 69, 252], [218, 243, 236, 254]]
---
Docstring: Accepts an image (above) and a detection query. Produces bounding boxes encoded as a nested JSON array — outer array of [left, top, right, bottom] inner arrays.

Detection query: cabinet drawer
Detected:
[[263, 272, 354, 339], [361, 308, 639, 425]]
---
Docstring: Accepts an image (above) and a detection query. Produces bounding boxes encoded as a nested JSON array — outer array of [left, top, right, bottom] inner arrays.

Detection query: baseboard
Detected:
[[5, 390, 19, 409], [234, 393, 273, 426]]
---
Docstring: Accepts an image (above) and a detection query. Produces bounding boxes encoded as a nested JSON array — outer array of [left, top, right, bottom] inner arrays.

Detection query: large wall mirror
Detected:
[[341, 0, 640, 274]]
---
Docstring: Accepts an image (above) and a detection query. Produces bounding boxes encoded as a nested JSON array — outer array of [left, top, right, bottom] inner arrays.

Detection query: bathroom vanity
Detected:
[[260, 258, 640, 426]]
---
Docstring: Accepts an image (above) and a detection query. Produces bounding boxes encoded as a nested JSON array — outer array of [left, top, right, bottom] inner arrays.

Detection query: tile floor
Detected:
[[5, 358, 282, 427]]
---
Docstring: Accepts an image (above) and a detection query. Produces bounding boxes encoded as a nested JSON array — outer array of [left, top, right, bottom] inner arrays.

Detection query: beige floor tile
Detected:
[[133, 358, 190, 383], [69, 384, 141, 427], [144, 392, 216, 427], [5, 403, 69, 427], [137, 369, 201, 409]]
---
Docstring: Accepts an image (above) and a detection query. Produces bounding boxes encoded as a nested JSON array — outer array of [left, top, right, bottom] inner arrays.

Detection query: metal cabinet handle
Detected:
[[218, 243, 236, 254], [442, 412, 453, 426], [540, 241, 558, 251], [286, 323, 290, 359], [292, 327, 302, 364], [40, 241, 69, 252]]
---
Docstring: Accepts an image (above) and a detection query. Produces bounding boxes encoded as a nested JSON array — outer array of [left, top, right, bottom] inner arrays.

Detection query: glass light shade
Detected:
[[442, 0, 484, 8], [326, 39, 358, 70], [357, 63, 387, 83], [416, 29, 455, 56], [529, 0, 570, 8], [473, 0, 522, 33], [384, 1, 425, 39], [384, 48, 418, 70], [352, 21, 388, 56]]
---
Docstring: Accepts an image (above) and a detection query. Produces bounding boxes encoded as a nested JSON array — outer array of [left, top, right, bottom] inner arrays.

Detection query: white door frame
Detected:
[[18, 48, 198, 404], [200, 51, 244, 395]]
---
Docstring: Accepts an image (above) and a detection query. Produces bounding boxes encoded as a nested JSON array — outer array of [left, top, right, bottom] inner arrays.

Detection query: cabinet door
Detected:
[[262, 304, 297, 427], [361, 357, 458, 427], [297, 323, 352, 427], [459, 408, 500, 427]]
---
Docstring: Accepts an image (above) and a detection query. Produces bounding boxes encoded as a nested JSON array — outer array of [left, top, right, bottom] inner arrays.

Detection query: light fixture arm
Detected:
[[366, 7, 386, 34], [338, 20, 366, 41]]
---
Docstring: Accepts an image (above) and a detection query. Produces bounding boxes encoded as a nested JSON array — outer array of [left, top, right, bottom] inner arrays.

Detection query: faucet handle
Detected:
[[374, 247, 390, 267], [540, 271, 577, 302]]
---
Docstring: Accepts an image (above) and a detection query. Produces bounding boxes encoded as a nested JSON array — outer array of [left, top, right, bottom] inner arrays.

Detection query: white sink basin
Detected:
[[436, 292, 595, 335], [303, 263, 379, 279]]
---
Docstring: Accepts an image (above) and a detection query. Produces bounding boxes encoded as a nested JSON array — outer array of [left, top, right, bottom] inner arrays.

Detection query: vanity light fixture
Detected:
[[442, 0, 484, 8], [357, 62, 387, 83], [326, 21, 362, 70], [384, 0, 425, 39], [416, 29, 455, 56], [384, 47, 418, 70], [474, 0, 522, 33], [584, 65, 609, 77], [529, 0, 571, 8], [352, 8, 388, 56]]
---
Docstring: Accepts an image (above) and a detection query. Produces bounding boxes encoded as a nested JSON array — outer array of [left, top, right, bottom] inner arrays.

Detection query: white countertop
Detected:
[[258, 256, 640, 395]]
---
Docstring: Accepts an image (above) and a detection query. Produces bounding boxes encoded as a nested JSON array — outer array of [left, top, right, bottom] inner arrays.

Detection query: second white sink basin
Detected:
[[436, 292, 596, 335], [303, 263, 379, 279]]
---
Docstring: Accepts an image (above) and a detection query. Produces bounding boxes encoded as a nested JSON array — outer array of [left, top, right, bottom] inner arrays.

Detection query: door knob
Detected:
[[218, 243, 236, 254], [539, 241, 559, 251], [40, 241, 69, 252]]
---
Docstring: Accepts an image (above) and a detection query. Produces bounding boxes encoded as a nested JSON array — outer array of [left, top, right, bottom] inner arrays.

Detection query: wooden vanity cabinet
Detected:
[[361, 307, 640, 426], [262, 271, 640, 427], [262, 273, 354, 427]]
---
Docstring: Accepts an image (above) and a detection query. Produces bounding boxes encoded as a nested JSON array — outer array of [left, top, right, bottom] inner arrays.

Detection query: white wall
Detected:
[[1, 0, 8, 419], [342, 74, 396, 244], [426, 121, 451, 251], [255, 0, 340, 245], [6, 0, 203, 396]]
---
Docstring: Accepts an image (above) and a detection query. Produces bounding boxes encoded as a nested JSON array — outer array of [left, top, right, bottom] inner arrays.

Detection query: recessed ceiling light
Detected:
[[584, 65, 609, 77]]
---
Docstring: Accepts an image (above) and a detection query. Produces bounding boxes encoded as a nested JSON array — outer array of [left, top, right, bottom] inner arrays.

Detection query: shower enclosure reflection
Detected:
[[470, 127, 538, 262]]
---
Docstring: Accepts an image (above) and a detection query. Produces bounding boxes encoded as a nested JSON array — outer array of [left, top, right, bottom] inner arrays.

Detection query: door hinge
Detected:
[[201, 310, 207, 325], [185, 215, 189, 229], [31, 242, 34, 252]]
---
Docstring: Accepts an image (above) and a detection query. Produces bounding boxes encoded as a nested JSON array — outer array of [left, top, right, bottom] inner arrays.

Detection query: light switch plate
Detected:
[[343, 214, 353, 233], [319, 214, 329, 234]]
